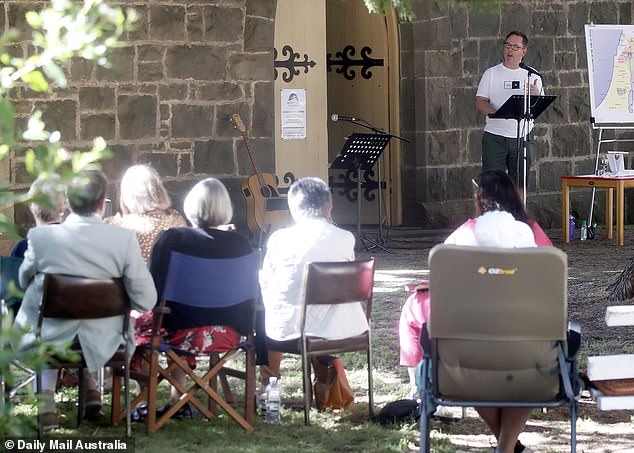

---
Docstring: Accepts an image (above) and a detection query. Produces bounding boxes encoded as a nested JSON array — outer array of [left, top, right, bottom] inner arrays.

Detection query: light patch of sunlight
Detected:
[[374, 268, 429, 293]]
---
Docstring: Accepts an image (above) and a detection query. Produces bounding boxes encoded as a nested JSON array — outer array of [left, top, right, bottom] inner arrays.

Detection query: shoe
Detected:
[[131, 404, 148, 423], [40, 411, 59, 432], [83, 389, 103, 421], [515, 440, 533, 453], [156, 402, 193, 419]]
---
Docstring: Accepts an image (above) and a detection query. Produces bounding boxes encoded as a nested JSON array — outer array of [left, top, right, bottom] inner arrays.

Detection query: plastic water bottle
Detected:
[[569, 216, 575, 241], [581, 220, 587, 241], [265, 377, 281, 423]]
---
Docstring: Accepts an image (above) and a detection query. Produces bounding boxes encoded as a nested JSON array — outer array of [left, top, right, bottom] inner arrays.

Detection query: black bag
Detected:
[[374, 399, 420, 425]]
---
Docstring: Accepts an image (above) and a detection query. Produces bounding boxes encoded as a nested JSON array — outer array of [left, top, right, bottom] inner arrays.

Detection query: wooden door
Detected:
[[326, 0, 401, 226], [274, 0, 328, 185]]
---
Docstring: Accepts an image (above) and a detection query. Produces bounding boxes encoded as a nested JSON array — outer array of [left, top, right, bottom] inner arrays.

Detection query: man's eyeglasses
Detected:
[[503, 43, 524, 51]]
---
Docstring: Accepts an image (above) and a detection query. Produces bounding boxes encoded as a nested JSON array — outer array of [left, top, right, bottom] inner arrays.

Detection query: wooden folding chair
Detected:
[[267, 258, 375, 425], [419, 245, 581, 453], [37, 274, 132, 437], [143, 250, 260, 433]]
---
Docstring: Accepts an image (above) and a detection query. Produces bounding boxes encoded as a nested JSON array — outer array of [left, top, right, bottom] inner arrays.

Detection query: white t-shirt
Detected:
[[476, 63, 543, 138]]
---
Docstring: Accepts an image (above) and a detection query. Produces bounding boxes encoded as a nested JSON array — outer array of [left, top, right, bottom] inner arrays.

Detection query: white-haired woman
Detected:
[[105, 164, 185, 261], [143, 178, 252, 417]]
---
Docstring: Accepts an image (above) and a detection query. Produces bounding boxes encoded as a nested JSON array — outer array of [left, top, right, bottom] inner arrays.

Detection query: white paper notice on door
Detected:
[[281, 88, 306, 139]]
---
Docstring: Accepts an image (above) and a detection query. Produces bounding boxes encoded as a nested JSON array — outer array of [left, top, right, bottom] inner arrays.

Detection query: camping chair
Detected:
[[267, 258, 376, 425], [37, 274, 132, 437], [144, 250, 260, 433], [0, 256, 35, 403], [419, 245, 581, 453]]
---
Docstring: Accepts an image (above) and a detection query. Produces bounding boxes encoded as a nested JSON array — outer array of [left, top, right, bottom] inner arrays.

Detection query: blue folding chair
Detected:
[[144, 250, 261, 433]]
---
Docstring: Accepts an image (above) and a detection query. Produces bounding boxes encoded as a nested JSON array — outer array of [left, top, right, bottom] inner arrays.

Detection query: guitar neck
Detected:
[[240, 131, 267, 188]]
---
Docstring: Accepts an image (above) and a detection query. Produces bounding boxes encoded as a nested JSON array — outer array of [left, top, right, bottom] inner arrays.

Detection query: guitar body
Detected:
[[241, 173, 290, 235]]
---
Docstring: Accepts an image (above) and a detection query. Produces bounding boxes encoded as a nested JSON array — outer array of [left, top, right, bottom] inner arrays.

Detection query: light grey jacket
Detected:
[[14, 213, 157, 371]]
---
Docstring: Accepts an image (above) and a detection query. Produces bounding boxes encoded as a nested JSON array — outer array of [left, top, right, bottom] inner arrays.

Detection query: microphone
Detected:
[[519, 62, 544, 79], [331, 113, 357, 122]]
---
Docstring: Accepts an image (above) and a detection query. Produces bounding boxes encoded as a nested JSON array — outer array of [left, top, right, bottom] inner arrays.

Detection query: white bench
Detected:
[[587, 306, 634, 410]]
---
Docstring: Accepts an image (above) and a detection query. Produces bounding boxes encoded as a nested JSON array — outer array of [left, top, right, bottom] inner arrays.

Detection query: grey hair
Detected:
[[287, 177, 332, 221], [183, 178, 233, 228], [28, 174, 67, 224], [119, 164, 171, 215]]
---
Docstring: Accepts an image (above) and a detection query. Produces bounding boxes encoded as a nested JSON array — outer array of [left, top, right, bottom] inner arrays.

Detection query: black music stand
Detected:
[[489, 94, 556, 197], [330, 133, 392, 253]]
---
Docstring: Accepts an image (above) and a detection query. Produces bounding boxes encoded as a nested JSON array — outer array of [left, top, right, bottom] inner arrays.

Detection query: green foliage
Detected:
[[0, 0, 134, 437], [437, 0, 506, 11], [364, 0, 415, 20]]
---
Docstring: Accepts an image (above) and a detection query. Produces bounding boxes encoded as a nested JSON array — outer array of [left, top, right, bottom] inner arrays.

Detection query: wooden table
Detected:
[[562, 175, 634, 246]]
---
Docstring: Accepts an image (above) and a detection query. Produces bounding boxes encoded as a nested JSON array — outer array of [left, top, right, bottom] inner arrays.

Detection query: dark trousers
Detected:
[[481, 131, 532, 189]]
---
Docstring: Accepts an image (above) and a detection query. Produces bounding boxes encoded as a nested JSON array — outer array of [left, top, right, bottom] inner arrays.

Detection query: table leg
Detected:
[[617, 181, 624, 246], [606, 188, 613, 240], [562, 181, 570, 243]]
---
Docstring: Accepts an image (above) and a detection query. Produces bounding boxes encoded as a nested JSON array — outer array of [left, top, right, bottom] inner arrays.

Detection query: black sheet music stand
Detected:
[[330, 133, 392, 253], [489, 94, 556, 199]]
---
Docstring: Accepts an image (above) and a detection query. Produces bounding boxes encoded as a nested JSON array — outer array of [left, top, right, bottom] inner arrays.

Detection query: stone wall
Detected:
[[400, 0, 634, 229], [6, 0, 277, 233]]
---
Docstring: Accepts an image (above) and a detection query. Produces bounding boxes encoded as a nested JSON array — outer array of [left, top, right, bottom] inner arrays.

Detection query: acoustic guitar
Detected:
[[231, 113, 290, 235]]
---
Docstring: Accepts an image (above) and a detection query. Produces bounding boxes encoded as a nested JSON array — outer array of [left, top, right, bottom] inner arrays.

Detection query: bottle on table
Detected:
[[265, 376, 281, 423]]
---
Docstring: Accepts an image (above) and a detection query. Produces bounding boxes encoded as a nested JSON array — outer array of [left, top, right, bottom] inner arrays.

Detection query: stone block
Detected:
[[478, 38, 502, 71], [194, 82, 242, 102], [71, 57, 94, 82], [426, 130, 460, 166], [138, 152, 178, 177], [620, 3, 632, 24], [160, 104, 170, 122], [117, 95, 157, 140], [541, 90, 567, 125], [138, 45, 164, 62], [159, 83, 188, 101], [253, 82, 274, 138], [425, 50, 460, 77], [590, 2, 618, 25], [80, 113, 115, 140], [166, 45, 227, 80], [236, 138, 275, 175], [462, 39, 478, 56], [186, 5, 204, 42], [412, 19, 452, 50], [400, 78, 415, 134], [551, 124, 591, 158], [449, 8, 467, 40], [193, 139, 234, 175], [555, 37, 576, 53], [500, 2, 533, 35], [178, 152, 192, 175], [6, 3, 32, 36], [424, 78, 451, 130], [228, 53, 272, 82], [568, 2, 589, 36], [528, 37, 554, 71], [78, 87, 115, 110], [468, 128, 483, 164], [38, 100, 77, 141], [576, 36, 587, 69], [558, 71, 583, 87], [469, 10, 500, 38], [400, 49, 415, 79], [451, 87, 479, 128], [127, 5, 149, 41], [138, 61, 164, 82], [245, 16, 274, 53], [446, 165, 480, 199], [96, 47, 134, 82], [538, 160, 573, 192], [100, 145, 135, 181], [572, 156, 596, 176], [554, 52, 576, 71], [532, 10, 566, 36], [150, 5, 186, 41], [463, 58, 479, 76], [204, 6, 243, 42], [171, 104, 215, 138], [216, 103, 249, 138], [568, 89, 590, 123], [247, 0, 275, 19]]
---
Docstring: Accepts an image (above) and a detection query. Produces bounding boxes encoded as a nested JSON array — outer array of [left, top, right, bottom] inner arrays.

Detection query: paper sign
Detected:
[[281, 89, 306, 140]]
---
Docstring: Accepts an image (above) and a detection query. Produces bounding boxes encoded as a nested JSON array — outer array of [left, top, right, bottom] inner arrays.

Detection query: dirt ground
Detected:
[[361, 225, 634, 453]]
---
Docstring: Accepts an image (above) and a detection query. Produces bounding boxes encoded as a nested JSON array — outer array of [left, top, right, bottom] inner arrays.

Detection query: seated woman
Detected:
[[398, 170, 552, 453], [104, 164, 185, 418], [144, 177, 251, 416]]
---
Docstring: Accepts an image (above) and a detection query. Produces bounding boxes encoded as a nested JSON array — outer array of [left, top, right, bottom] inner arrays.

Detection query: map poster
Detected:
[[585, 24, 634, 125]]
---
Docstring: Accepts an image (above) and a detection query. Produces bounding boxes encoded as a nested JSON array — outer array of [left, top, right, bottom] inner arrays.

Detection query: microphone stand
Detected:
[[336, 116, 410, 253]]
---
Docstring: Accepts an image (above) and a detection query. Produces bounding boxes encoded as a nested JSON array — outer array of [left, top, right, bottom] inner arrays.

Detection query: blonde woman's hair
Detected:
[[183, 178, 233, 228], [119, 164, 171, 215]]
